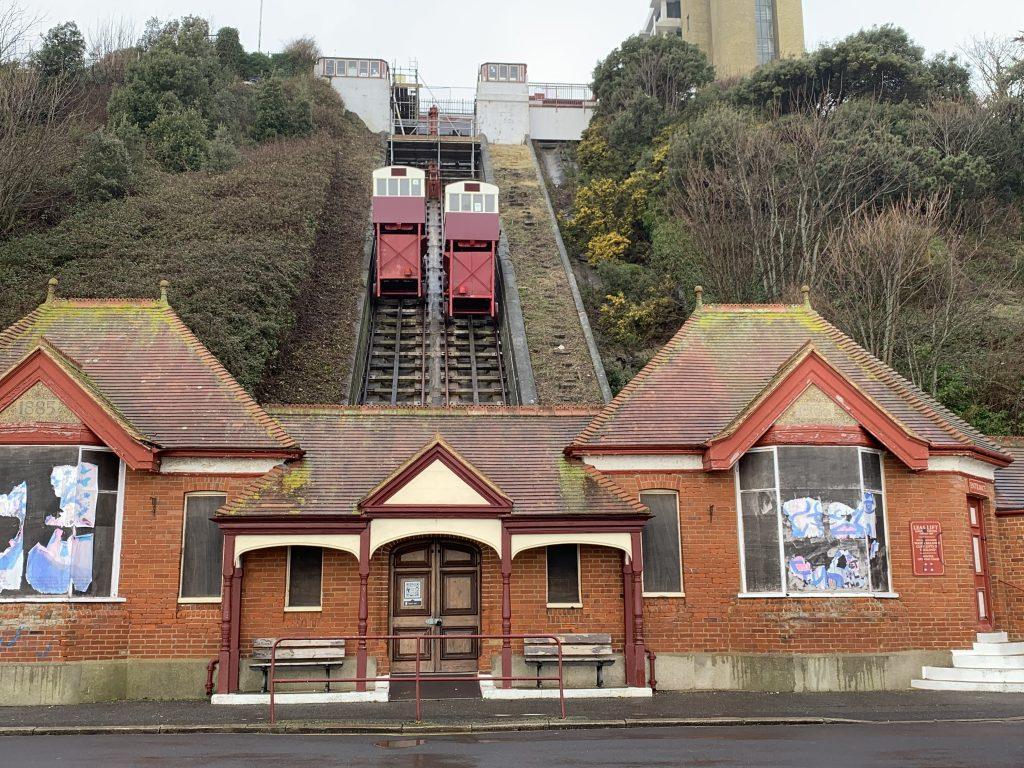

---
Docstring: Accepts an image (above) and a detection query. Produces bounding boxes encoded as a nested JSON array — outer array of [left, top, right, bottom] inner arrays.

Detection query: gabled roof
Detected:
[[570, 303, 1009, 468], [994, 437, 1024, 513], [0, 298, 298, 458], [360, 436, 513, 513], [220, 407, 647, 519]]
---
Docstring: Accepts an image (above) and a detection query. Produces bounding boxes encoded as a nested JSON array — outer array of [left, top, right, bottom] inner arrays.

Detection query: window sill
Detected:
[[737, 592, 900, 599], [0, 596, 127, 604], [178, 597, 222, 604], [546, 603, 582, 609], [643, 592, 685, 598], [284, 606, 323, 613]]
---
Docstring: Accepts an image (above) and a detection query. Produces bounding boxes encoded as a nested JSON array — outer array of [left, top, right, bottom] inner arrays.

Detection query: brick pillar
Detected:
[[356, 527, 370, 692], [622, 557, 635, 686], [217, 534, 236, 695], [630, 530, 646, 688], [501, 528, 513, 689]]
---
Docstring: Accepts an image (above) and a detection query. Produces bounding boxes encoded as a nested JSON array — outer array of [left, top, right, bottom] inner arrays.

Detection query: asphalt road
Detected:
[[3, 722, 1023, 767]]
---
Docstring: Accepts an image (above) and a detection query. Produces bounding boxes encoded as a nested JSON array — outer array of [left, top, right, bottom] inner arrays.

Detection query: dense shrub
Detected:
[[206, 125, 241, 172], [146, 107, 209, 171], [253, 78, 313, 141], [71, 129, 134, 202]]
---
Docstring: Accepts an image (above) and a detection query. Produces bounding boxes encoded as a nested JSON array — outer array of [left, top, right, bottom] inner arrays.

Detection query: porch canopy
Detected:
[[213, 406, 650, 693]]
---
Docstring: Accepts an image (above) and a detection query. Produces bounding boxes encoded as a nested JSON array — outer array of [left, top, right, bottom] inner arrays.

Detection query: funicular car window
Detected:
[[388, 178, 399, 196], [376, 178, 386, 196], [410, 179, 422, 196], [461, 193, 472, 211], [484, 194, 496, 213], [399, 178, 410, 196]]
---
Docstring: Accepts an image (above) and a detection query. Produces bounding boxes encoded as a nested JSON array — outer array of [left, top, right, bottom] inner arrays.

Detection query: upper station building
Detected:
[[643, 0, 806, 78]]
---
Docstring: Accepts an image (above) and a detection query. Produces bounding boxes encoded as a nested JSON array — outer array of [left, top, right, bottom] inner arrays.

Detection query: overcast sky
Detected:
[[23, 0, 1024, 90]]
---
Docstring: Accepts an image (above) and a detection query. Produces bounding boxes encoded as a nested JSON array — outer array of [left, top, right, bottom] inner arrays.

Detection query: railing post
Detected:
[[217, 534, 235, 695], [357, 528, 370, 692], [556, 636, 566, 720], [622, 558, 635, 687], [630, 531, 646, 688], [415, 636, 422, 723], [269, 638, 279, 725], [501, 528, 513, 689]]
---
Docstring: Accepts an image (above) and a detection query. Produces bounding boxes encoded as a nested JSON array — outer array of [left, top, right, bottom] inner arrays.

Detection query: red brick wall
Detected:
[[0, 470, 253, 663], [599, 458, 999, 654], [994, 515, 1024, 638]]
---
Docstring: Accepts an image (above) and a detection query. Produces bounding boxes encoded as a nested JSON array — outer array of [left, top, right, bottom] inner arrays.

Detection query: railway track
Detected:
[[361, 299, 427, 405], [444, 316, 507, 405]]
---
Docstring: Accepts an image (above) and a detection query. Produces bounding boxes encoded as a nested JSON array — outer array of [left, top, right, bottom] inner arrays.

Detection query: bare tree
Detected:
[[0, 0, 38, 64], [86, 15, 138, 86], [961, 35, 1024, 99], [820, 196, 967, 382]]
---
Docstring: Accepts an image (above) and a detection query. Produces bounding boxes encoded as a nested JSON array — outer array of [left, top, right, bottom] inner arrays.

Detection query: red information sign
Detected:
[[910, 521, 944, 576]]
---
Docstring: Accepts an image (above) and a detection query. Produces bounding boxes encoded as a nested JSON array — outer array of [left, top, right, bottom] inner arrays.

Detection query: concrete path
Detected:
[[1, 690, 1021, 735], [2, 722, 1023, 767]]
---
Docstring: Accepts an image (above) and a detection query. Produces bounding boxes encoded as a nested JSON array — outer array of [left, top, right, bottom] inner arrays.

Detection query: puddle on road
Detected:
[[375, 739, 427, 749]]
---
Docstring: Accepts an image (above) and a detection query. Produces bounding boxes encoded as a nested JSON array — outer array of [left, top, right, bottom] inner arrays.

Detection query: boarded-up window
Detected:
[[546, 544, 579, 605], [0, 445, 121, 599], [287, 546, 323, 608], [179, 495, 225, 599], [640, 492, 682, 594]]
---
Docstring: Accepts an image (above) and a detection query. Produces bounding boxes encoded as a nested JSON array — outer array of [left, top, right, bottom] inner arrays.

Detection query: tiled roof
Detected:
[[994, 437, 1024, 511], [0, 299, 296, 453], [572, 304, 1007, 461], [221, 407, 647, 518]]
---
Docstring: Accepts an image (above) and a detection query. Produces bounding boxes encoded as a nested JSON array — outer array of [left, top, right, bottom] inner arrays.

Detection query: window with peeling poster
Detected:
[[737, 446, 890, 595], [0, 446, 121, 599]]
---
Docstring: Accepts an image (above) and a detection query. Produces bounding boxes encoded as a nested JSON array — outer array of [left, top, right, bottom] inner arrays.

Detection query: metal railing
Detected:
[[267, 633, 567, 724], [527, 82, 596, 106]]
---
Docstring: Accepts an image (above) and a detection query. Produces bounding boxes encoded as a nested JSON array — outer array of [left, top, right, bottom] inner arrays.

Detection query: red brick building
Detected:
[[0, 291, 1020, 703]]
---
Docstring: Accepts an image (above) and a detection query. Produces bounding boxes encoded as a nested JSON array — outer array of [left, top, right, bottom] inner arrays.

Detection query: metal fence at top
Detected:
[[527, 82, 596, 105]]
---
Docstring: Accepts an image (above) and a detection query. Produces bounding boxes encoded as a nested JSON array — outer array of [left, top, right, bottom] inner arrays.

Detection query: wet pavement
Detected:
[[2, 721, 1023, 767], [0, 689, 1021, 731]]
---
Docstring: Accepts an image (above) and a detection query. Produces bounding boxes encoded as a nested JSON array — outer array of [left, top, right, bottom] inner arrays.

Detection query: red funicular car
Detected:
[[444, 181, 500, 317], [372, 166, 427, 298]]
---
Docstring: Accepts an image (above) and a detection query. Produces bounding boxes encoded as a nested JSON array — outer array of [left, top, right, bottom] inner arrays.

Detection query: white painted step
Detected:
[[977, 631, 1009, 643], [912, 678, 1024, 693], [952, 650, 1024, 669], [922, 666, 1024, 684], [972, 641, 1024, 655]]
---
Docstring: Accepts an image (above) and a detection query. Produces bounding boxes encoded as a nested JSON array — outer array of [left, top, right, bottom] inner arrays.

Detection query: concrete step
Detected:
[[977, 631, 1009, 643], [952, 650, 1024, 669], [922, 666, 1024, 683], [911, 678, 1024, 693], [971, 641, 1024, 655]]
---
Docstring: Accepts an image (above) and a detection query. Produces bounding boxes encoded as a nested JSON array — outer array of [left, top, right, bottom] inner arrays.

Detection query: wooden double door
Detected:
[[390, 538, 481, 674]]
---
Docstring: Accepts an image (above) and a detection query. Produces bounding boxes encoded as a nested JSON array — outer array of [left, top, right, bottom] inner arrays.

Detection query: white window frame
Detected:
[[177, 491, 227, 604], [734, 445, 897, 599], [0, 445, 126, 603], [640, 490, 685, 598], [545, 544, 582, 609], [284, 545, 323, 612]]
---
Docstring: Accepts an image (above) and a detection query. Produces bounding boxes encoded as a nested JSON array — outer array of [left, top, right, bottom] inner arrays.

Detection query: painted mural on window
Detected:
[[0, 447, 120, 599], [738, 447, 889, 595]]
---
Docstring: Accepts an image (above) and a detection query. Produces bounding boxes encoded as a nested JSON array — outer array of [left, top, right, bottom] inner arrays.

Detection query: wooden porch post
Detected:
[[216, 534, 236, 695], [501, 527, 513, 689], [622, 557, 635, 687], [630, 530, 646, 688], [356, 527, 370, 692], [228, 561, 243, 692]]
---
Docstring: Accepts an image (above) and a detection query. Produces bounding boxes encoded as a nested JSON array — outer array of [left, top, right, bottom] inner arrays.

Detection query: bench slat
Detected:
[[524, 634, 610, 645], [253, 638, 345, 649], [252, 647, 347, 660], [524, 644, 613, 657]]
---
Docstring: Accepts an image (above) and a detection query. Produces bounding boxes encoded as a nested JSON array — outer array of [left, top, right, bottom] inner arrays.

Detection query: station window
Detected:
[[488, 64, 498, 80], [324, 59, 335, 76], [667, 0, 681, 18], [359, 60, 369, 77], [546, 544, 581, 607], [640, 491, 683, 595], [737, 446, 890, 596], [286, 546, 323, 610], [498, 64, 508, 80], [347, 60, 358, 77], [179, 493, 227, 601], [370, 61, 380, 77]]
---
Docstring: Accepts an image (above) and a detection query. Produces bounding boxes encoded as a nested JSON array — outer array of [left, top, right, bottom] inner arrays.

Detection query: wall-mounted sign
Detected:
[[967, 478, 990, 498], [910, 521, 944, 576]]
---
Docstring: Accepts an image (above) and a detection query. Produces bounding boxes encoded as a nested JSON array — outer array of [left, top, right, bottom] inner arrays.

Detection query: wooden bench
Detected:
[[524, 634, 616, 688], [249, 638, 346, 693]]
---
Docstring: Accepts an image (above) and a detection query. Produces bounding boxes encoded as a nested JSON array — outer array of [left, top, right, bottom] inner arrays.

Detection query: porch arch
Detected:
[[368, 517, 502, 556], [509, 531, 633, 561], [233, 533, 361, 566]]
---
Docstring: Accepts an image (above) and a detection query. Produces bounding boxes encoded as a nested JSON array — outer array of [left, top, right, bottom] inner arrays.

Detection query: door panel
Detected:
[[967, 497, 993, 630], [390, 538, 481, 673]]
